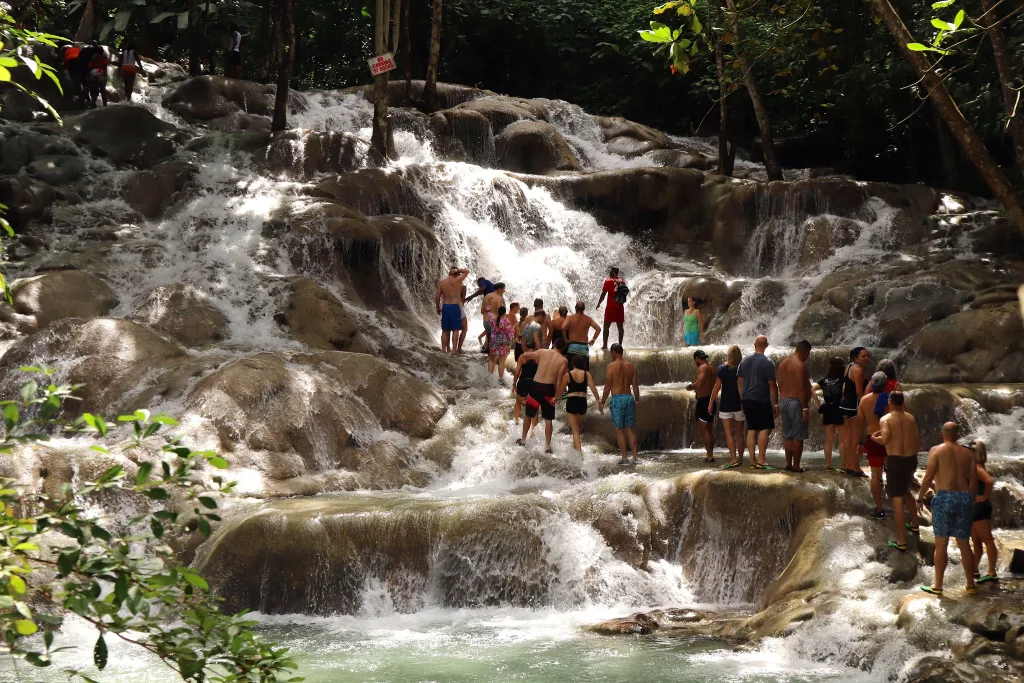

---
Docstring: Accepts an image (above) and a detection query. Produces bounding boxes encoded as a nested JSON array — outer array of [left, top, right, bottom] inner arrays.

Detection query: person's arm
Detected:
[[434, 283, 442, 315], [853, 366, 865, 401], [976, 467, 993, 503], [587, 372, 602, 410], [709, 377, 722, 406], [800, 365, 811, 422], [597, 288, 607, 309], [770, 380, 779, 417], [918, 451, 938, 505], [464, 286, 486, 303], [632, 369, 641, 414], [872, 417, 890, 445], [810, 382, 822, 408], [588, 318, 601, 345], [600, 366, 614, 407], [512, 359, 522, 397], [556, 370, 570, 400], [968, 451, 979, 503], [737, 376, 744, 401]]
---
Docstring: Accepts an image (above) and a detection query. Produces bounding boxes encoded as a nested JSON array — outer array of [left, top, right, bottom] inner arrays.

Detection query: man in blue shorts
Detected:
[[435, 267, 469, 353], [600, 344, 641, 466]]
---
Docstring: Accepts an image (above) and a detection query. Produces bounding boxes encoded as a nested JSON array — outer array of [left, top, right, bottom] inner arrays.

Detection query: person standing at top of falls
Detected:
[[435, 267, 469, 354], [225, 23, 244, 79], [600, 343, 641, 466], [871, 391, 920, 553], [480, 283, 507, 357], [710, 345, 746, 469], [970, 440, 999, 585], [517, 338, 569, 453], [564, 302, 601, 372], [597, 266, 628, 350], [860, 372, 892, 520], [557, 355, 603, 454], [681, 297, 706, 347], [812, 356, 847, 473], [737, 336, 779, 470], [688, 350, 716, 463], [778, 340, 813, 473], [918, 422, 978, 597], [839, 347, 871, 478]]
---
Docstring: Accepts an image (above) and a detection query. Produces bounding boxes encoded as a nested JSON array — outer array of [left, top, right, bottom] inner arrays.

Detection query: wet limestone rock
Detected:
[[253, 130, 367, 179], [281, 278, 372, 353], [585, 612, 660, 635], [494, 120, 581, 175], [428, 108, 495, 165], [68, 106, 181, 168], [161, 76, 308, 122], [0, 124, 81, 174], [0, 176, 55, 230], [120, 161, 196, 218], [450, 97, 537, 134], [302, 168, 429, 219], [133, 283, 229, 348], [24, 154, 87, 185], [791, 300, 850, 346], [594, 116, 670, 156], [344, 80, 490, 109], [646, 148, 712, 170], [11, 270, 118, 328]]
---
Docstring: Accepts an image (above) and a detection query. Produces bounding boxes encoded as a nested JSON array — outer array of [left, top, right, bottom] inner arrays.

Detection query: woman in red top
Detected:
[[597, 266, 625, 350]]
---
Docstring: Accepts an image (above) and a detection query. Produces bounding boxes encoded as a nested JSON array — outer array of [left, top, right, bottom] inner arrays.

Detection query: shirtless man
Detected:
[[918, 422, 978, 596], [434, 267, 469, 353], [872, 392, 920, 552], [600, 343, 641, 466], [687, 350, 716, 463], [859, 372, 890, 519], [564, 301, 601, 372], [777, 340, 812, 473], [517, 338, 569, 453]]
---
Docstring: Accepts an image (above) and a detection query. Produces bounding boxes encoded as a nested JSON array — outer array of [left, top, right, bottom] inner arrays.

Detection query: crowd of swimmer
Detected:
[[434, 267, 999, 597]]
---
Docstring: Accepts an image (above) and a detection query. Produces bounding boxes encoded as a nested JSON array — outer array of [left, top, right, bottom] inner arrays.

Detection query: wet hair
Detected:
[[889, 391, 905, 407], [689, 297, 703, 306], [610, 343, 623, 355], [850, 347, 867, 362], [575, 301, 584, 312], [972, 440, 988, 466], [827, 356, 845, 380], [519, 307, 529, 319], [524, 339, 536, 350], [727, 344, 742, 368], [497, 306, 507, 317], [560, 305, 570, 315], [572, 356, 587, 370], [494, 282, 505, 290], [610, 267, 619, 277], [553, 337, 566, 351], [509, 302, 520, 312], [795, 340, 812, 354], [477, 277, 487, 285], [878, 358, 898, 381], [534, 298, 543, 309], [535, 310, 547, 320], [449, 267, 459, 276]]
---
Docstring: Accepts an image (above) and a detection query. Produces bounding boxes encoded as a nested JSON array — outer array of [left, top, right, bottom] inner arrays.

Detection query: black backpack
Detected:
[[614, 281, 629, 305], [821, 378, 842, 404]]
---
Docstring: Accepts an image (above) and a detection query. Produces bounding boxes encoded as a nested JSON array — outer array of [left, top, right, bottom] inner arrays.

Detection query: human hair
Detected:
[[509, 302, 520, 312], [560, 305, 569, 315], [850, 346, 867, 361], [727, 344, 742, 368], [572, 356, 587, 370], [827, 356, 845, 380], [478, 277, 488, 285], [972, 440, 988, 466], [519, 307, 529, 319], [574, 302, 584, 312], [889, 391, 904, 407], [497, 306, 507, 317], [689, 297, 703, 307], [534, 298, 543, 309], [878, 358, 898, 381], [553, 337, 566, 351], [524, 339, 536, 350], [494, 282, 505, 290], [796, 340, 812, 354], [610, 343, 623, 355], [535, 310, 546, 320], [610, 266, 619, 277]]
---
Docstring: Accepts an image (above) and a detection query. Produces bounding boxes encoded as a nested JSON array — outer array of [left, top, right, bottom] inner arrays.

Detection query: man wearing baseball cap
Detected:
[[688, 350, 717, 463], [860, 371, 891, 520]]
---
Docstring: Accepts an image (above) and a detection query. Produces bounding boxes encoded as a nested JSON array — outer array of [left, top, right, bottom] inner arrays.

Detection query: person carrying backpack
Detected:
[[812, 356, 846, 472], [597, 266, 628, 350]]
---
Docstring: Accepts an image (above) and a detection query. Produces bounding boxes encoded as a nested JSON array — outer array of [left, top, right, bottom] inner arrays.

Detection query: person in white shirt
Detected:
[[226, 24, 243, 78]]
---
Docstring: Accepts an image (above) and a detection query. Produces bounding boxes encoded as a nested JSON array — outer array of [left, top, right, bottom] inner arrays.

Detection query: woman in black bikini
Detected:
[[970, 440, 999, 584], [512, 340, 539, 432], [557, 356, 602, 453]]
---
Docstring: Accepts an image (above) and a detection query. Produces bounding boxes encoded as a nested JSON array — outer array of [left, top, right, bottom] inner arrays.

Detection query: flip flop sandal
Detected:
[[616, 460, 631, 467], [906, 523, 920, 534], [722, 462, 741, 470], [978, 575, 998, 584], [920, 586, 943, 596], [965, 586, 978, 596], [761, 464, 776, 471], [887, 541, 907, 552]]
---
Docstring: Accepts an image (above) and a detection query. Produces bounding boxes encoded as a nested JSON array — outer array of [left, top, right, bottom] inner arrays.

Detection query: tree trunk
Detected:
[[724, 0, 782, 181], [257, 0, 273, 82], [271, 0, 294, 132], [715, 34, 730, 177], [188, 2, 201, 76], [980, 0, 1024, 172], [371, 0, 390, 160], [870, 0, 1024, 234], [423, 0, 443, 113], [934, 105, 960, 189], [74, 0, 96, 42], [402, 0, 412, 104]]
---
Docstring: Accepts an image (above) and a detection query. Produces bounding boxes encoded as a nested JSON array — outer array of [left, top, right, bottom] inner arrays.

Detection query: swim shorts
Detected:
[[683, 332, 700, 345], [526, 381, 556, 421], [884, 455, 918, 498], [695, 397, 715, 424], [567, 342, 590, 371], [742, 400, 774, 432], [973, 500, 993, 522], [780, 398, 808, 441], [610, 394, 636, 429], [931, 490, 973, 540], [441, 303, 461, 332], [863, 437, 887, 468], [566, 397, 587, 416], [718, 409, 744, 421]]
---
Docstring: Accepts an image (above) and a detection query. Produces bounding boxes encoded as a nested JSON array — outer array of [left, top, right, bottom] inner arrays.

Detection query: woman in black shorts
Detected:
[[812, 356, 846, 472], [970, 440, 999, 584], [558, 356, 602, 453], [512, 342, 538, 431]]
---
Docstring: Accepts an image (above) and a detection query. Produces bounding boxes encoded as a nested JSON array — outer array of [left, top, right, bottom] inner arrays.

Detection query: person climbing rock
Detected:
[[812, 356, 846, 473], [479, 283, 506, 358], [681, 297, 705, 347], [512, 339, 538, 433], [434, 267, 468, 354], [119, 41, 145, 102], [778, 340, 812, 473], [81, 42, 109, 108], [840, 347, 871, 478], [597, 266, 627, 349], [918, 422, 978, 597], [872, 391, 920, 552], [970, 440, 998, 584], [564, 301, 600, 372], [60, 42, 86, 103], [710, 345, 746, 469], [860, 372, 890, 519], [557, 355, 602, 454], [688, 349, 716, 463], [517, 338, 568, 453], [226, 23, 244, 78], [737, 335, 778, 470], [600, 343, 640, 466]]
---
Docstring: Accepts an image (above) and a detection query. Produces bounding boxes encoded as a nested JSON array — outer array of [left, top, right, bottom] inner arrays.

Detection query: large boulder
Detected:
[[791, 300, 850, 346], [494, 120, 581, 175], [24, 154, 88, 185], [594, 116, 671, 156], [68, 106, 182, 167], [120, 161, 195, 218], [11, 271, 118, 327], [253, 130, 367, 179], [133, 283, 229, 348], [161, 76, 308, 122], [302, 168, 429, 219], [0, 124, 81, 174], [343, 80, 490, 109], [450, 97, 537, 134], [281, 278, 372, 353], [428, 108, 495, 165], [0, 176, 55, 230]]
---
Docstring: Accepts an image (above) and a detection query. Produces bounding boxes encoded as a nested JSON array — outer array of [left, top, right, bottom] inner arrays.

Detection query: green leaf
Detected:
[[907, 42, 936, 51], [691, 15, 702, 34], [931, 0, 955, 7], [94, 634, 108, 670], [143, 487, 168, 500], [180, 570, 209, 590], [136, 461, 152, 484], [14, 619, 37, 635], [198, 496, 217, 509], [361, 6, 371, 18], [207, 456, 229, 469], [9, 575, 26, 594], [150, 11, 177, 23], [114, 10, 131, 32], [953, 9, 965, 29], [0, 57, 18, 68], [931, 18, 951, 30], [151, 518, 164, 538]]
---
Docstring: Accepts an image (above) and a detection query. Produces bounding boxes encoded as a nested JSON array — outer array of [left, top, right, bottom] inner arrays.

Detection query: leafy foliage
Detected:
[[0, 10, 65, 122]]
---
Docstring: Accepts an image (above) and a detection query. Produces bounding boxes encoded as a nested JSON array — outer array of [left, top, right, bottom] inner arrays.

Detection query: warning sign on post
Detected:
[[368, 53, 397, 77]]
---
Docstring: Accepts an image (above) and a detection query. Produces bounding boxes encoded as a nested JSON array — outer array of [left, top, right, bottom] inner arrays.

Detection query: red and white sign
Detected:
[[368, 53, 397, 76]]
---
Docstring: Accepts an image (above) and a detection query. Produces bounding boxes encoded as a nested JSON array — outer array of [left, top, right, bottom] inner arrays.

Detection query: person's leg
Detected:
[[514, 396, 522, 425], [784, 440, 794, 469], [979, 520, 998, 575], [837, 422, 848, 471], [793, 440, 804, 470], [569, 414, 582, 452], [520, 413, 531, 443], [458, 318, 467, 352], [971, 527, 983, 576], [746, 428, 756, 465], [700, 420, 714, 461], [441, 330, 451, 353], [602, 322, 610, 350], [488, 354, 496, 375], [627, 427, 638, 462], [870, 466, 884, 513], [616, 322, 623, 345], [892, 496, 907, 546], [906, 489, 920, 528], [823, 424, 835, 469], [932, 537, 949, 591], [850, 417, 865, 473], [544, 419, 553, 451], [615, 428, 627, 462], [722, 418, 736, 463], [735, 421, 746, 464], [100, 80, 107, 106], [497, 354, 508, 380], [955, 537, 976, 590], [757, 430, 769, 465]]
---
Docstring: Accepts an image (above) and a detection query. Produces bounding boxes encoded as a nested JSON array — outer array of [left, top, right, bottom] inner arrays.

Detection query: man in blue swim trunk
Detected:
[[600, 343, 641, 466], [435, 267, 469, 353], [918, 422, 978, 597]]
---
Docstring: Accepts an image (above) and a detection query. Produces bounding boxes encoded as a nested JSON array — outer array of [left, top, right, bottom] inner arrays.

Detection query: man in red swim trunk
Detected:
[[597, 266, 627, 350], [859, 372, 890, 521]]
